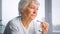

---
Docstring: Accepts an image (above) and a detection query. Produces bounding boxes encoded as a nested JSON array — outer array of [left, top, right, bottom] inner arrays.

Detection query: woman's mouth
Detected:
[[31, 14, 36, 16]]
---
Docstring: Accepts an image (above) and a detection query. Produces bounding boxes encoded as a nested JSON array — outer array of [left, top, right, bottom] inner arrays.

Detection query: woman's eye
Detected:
[[37, 8, 38, 10], [29, 6, 38, 10], [30, 6, 35, 9]]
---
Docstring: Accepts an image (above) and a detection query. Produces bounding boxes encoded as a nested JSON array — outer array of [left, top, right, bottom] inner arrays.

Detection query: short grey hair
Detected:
[[18, 0, 40, 16], [18, 0, 40, 10]]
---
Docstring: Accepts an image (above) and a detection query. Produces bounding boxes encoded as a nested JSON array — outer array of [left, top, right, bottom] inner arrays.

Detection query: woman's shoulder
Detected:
[[7, 16, 21, 26], [9, 16, 21, 22], [4, 16, 21, 34]]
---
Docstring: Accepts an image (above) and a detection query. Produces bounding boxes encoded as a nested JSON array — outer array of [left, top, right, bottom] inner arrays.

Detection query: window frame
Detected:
[[45, 0, 60, 34]]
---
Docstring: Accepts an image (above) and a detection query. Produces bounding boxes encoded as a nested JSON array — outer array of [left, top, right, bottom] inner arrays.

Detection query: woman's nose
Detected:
[[33, 10, 36, 14]]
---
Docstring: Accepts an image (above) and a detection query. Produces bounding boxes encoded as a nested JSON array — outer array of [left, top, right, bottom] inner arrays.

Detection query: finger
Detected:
[[43, 22, 49, 28]]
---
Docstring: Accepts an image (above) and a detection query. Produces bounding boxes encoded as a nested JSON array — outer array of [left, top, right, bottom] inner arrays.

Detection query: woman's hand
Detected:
[[40, 21, 49, 34]]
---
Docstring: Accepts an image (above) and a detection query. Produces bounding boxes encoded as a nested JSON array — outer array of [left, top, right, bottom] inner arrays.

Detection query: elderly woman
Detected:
[[3, 0, 48, 34]]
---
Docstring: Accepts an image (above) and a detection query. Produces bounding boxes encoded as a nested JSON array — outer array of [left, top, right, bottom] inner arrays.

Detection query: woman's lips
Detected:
[[31, 14, 36, 16]]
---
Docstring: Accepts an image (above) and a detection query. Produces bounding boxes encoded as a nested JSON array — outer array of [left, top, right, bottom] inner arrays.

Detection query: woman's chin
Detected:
[[31, 17, 36, 20]]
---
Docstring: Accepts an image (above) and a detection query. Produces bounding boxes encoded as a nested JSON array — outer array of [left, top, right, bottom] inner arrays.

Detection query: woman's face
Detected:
[[22, 2, 38, 20]]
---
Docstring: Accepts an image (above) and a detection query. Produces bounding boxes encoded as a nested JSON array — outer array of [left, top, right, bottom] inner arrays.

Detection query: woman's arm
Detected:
[[3, 21, 19, 34]]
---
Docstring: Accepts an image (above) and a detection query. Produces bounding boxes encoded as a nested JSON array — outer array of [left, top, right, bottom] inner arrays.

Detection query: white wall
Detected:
[[0, 0, 2, 20], [2, 0, 45, 26], [52, 0, 60, 33], [52, 0, 60, 25], [2, 0, 20, 26]]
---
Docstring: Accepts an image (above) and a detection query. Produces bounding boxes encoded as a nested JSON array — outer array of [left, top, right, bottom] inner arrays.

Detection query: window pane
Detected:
[[52, 0, 60, 32]]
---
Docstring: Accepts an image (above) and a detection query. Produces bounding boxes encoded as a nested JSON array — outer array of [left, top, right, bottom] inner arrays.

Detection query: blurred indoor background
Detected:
[[0, 0, 60, 34]]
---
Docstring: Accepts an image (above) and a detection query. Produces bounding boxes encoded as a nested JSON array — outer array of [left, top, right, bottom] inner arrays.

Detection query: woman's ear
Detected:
[[20, 8, 24, 13]]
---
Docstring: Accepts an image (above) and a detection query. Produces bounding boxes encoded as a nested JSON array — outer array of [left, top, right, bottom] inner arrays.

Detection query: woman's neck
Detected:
[[21, 15, 32, 29]]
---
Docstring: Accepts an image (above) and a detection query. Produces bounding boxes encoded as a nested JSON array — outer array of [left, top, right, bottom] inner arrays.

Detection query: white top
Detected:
[[4, 16, 42, 34]]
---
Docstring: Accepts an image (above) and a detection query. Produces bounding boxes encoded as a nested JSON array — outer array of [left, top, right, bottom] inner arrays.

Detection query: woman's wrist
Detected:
[[42, 31, 47, 34]]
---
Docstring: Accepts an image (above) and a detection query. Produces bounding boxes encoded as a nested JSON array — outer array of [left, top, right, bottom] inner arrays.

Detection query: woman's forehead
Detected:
[[28, 2, 38, 7]]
